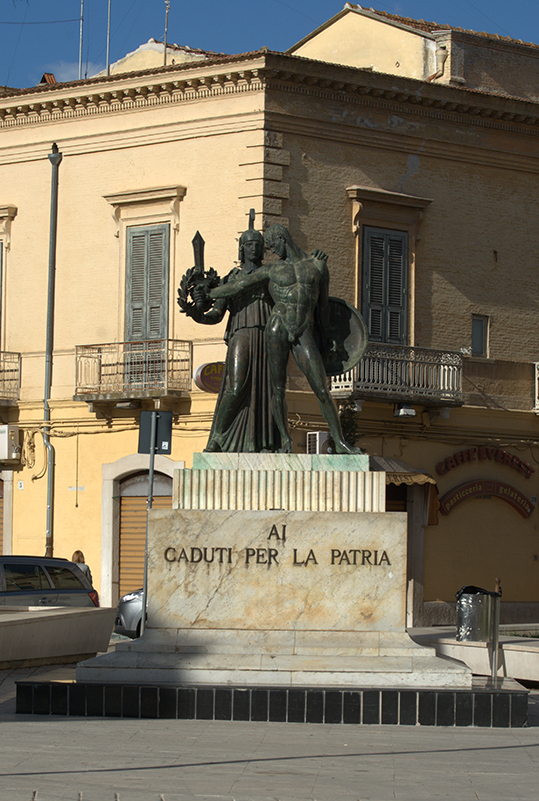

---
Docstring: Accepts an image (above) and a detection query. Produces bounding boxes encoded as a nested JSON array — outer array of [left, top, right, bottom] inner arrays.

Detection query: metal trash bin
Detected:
[[455, 585, 501, 642]]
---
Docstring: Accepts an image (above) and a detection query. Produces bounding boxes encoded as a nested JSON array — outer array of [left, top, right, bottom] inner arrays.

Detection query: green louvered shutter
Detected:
[[362, 227, 407, 344], [125, 225, 169, 388], [126, 224, 169, 342]]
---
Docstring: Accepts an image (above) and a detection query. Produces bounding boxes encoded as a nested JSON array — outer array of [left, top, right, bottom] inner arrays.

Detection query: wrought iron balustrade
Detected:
[[331, 343, 463, 406], [0, 351, 21, 404], [74, 339, 192, 400]]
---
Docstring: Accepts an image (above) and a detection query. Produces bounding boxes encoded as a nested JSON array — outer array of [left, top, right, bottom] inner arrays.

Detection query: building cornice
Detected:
[[0, 51, 538, 134], [267, 110, 539, 175], [262, 54, 539, 129], [433, 27, 539, 60]]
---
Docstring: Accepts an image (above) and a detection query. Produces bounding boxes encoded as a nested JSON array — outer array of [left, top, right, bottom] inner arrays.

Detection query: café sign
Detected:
[[436, 446, 534, 479], [439, 480, 534, 518], [194, 362, 224, 393]]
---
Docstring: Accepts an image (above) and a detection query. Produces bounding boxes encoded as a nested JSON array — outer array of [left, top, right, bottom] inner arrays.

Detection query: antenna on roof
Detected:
[[164, 1, 171, 67], [106, 0, 112, 77], [78, 1, 84, 80]]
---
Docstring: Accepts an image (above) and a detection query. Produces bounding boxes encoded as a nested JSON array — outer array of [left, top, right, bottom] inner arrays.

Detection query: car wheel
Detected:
[[135, 620, 141, 638]]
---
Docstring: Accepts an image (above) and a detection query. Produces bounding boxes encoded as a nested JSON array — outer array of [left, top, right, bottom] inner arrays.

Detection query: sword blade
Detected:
[[192, 231, 205, 277]]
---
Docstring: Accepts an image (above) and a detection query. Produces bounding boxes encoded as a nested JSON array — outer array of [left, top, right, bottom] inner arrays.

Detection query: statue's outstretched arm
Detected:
[[188, 295, 228, 325], [210, 267, 269, 299]]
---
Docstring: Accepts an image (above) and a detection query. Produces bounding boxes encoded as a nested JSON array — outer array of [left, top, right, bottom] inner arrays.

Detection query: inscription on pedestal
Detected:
[[163, 524, 391, 568], [148, 510, 407, 633]]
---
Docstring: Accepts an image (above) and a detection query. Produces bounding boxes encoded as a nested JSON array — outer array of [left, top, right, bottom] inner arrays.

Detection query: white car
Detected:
[[114, 588, 144, 638]]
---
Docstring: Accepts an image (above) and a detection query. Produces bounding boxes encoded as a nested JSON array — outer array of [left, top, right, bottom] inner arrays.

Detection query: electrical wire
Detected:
[[0, 19, 79, 25], [445, 0, 514, 37], [374, 0, 514, 39], [4, 0, 27, 86], [91, 0, 144, 69], [271, 0, 319, 24]]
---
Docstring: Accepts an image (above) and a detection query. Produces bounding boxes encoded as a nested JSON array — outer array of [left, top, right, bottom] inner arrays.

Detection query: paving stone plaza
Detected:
[[1, 663, 538, 801]]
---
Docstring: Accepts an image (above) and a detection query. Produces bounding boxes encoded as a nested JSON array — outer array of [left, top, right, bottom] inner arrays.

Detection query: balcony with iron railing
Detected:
[[330, 343, 463, 407], [0, 351, 21, 405], [74, 339, 192, 402]]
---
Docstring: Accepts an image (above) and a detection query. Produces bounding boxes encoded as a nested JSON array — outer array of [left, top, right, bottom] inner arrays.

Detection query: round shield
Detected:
[[323, 297, 368, 377]]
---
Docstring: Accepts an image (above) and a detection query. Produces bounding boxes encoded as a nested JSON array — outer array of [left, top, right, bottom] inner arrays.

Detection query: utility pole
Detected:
[[137, 410, 173, 636], [44, 143, 62, 557]]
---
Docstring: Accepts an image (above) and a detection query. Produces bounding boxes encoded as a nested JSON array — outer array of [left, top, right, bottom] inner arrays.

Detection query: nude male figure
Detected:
[[211, 224, 362, 454]]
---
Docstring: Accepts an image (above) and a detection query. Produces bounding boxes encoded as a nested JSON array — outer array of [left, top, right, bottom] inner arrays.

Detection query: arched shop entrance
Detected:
[[101, 453, 184, 607], [119, 472, 172, 597]]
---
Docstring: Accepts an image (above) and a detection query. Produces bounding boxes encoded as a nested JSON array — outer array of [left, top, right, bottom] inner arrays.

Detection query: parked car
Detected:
[[115, 588, 144, 638], [0, 555, 99, 607]]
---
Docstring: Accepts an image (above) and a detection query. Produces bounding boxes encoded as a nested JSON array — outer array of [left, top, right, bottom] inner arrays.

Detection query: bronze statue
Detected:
[[178, 213, 279, 452], [210, 224, 364, 454]]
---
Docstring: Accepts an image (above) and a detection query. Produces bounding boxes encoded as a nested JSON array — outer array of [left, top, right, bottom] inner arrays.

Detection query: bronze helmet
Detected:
[[238, 209, 264, 262]]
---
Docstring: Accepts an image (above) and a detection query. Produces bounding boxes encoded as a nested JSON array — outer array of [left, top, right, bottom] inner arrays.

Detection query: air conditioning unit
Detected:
[[306, 431, 332, 454], [0, 425, 20, 461]]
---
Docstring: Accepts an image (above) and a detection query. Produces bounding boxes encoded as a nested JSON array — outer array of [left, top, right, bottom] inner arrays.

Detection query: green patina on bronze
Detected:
[[178, 213, 279, 453], [179, 218, 367, 453]]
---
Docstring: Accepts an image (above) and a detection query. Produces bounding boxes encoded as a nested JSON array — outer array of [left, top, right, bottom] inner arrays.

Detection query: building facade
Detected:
[[0, 7, 538, 621]]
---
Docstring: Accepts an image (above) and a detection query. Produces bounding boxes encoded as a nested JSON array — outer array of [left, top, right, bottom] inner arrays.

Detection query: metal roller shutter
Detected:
[[119, 494, 172, 597]]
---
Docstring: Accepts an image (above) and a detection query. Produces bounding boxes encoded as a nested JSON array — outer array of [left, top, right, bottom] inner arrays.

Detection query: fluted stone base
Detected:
[[174, 454, 383, 513]]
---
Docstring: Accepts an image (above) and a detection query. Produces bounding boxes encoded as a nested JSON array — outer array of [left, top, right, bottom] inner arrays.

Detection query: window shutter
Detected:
[[362, 227, 407, 344], [126, 225, 169, 341], [387, 234, 406, 343]]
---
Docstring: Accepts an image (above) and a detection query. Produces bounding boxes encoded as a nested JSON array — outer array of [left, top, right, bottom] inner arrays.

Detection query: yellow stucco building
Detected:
[[1, 6, 539, 623]]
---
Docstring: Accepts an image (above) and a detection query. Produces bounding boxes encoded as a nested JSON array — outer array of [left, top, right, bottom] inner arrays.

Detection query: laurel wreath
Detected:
[[177, 266, 221, 315]]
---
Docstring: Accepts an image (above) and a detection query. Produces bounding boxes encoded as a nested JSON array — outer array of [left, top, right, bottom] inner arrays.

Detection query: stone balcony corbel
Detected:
[[0, 205, 18, 250]]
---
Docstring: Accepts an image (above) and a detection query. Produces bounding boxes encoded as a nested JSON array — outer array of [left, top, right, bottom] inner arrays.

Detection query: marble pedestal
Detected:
[[78, 455, 471, 689]]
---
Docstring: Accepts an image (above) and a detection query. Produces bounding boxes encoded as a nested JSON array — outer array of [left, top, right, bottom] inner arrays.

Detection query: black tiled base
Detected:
[[15, 681, 528, 727]]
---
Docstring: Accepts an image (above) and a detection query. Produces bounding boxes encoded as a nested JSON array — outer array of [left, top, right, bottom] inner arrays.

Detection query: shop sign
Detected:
[[439, 480, 534, 518], [194, 362, 224, 393], [436, 447, 534, 479]]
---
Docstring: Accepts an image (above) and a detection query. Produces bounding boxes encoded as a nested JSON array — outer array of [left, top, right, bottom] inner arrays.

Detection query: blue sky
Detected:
[[2, 1, 538, 89]]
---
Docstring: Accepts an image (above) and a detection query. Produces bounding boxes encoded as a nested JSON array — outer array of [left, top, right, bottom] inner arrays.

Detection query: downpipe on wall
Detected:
[[44, 143, 62, 557]]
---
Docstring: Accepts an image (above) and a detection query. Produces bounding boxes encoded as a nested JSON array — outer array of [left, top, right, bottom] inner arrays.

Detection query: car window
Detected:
[[4, 564, 51, 592], [45, 565, 85, 590]]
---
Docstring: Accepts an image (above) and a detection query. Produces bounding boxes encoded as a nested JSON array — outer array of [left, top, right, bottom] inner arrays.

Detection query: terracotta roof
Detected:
[[2, 50, 539, 131], [2, 47, 539, 118], [359, 5, 539, 50], [0, 49, 269, 97]]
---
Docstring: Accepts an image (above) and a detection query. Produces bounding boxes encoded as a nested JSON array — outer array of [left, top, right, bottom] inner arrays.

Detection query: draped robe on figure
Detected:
[[206, 267, 280, 453]]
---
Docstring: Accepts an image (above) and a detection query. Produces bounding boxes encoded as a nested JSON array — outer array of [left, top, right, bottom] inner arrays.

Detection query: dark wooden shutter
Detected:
[[362, 227, 407, 344], [126, 225, 169, 341]]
